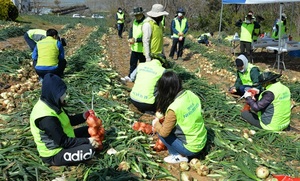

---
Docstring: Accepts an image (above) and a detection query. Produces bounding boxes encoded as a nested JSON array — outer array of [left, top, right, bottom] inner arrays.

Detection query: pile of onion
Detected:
[[86, 110, 105, 150], [153, 111, 167, 152], [132, 121, 153, 134], [153, 138, 167, 152]]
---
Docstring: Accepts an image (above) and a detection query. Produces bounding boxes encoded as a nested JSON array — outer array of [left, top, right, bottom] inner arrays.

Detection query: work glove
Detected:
[[152, 117, 159, 132], [83, 110, 95, 119], [88, 137, 99, 148], [128, 38, 135, 44], [243, 91, 252, 98], [229, 86, 237, 93], [249, 88, 260, 95]]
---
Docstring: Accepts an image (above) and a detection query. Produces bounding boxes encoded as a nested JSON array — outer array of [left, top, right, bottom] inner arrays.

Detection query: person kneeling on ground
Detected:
[[130, 53, 170, 114], [32, 29, 66, 81], [30, 73, 99, 166], [241, 72, 291, 131], [197, 32, 213, 46], [152, 71, 207, 164], [229, 54, 261, 97]]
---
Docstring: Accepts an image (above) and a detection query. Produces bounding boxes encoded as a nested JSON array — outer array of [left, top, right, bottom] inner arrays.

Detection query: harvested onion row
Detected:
[[132, 121, 153, 135], [86, 110, 105, 150]]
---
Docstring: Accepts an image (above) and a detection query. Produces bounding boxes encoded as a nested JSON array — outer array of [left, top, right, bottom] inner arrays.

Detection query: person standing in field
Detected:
[[142, 4, 169, 62], [169, 8, 189, 61], [235, 12, 255, 62], [121, 7, 146, 83], [271, 13, 287, 40], [116, 7, 125, 38]]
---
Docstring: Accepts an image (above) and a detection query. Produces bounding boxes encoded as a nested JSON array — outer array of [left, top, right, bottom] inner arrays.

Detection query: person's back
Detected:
[[130, 53, 169, 113], [258, 81, 290, 131], [130, 59, 165, 104], [32, 29, 66, 79], [24, 29, 47, 51]]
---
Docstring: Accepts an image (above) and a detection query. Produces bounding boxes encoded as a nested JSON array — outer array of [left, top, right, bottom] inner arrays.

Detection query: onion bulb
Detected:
[[256, 166, 270, 179], [189, 158, 201, 170], [179, 162, 190, 171]]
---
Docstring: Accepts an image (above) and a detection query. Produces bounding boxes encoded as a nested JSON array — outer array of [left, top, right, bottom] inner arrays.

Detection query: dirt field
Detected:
[[0, 23, 299, 180]]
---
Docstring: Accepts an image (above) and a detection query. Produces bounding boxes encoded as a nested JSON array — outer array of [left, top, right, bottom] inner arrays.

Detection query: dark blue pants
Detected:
[[34, 59, 67, 79], [129, 51, 146, 77], [117, 23, 124, 38], [169, 37, 185, 58]]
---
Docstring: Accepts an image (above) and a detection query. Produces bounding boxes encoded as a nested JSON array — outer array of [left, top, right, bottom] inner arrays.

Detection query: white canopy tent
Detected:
[[218, 0, 300, 70]]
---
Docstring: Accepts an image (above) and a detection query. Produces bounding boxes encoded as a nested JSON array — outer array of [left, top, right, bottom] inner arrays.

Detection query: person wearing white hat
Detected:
[[142, 4, 169, 62]]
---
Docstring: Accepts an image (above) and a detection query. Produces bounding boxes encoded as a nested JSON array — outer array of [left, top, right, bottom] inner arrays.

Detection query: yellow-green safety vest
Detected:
[[130, 59, 165, 104], [271, 21, 286, 40], [258, 82, 291, 131], [27, 29, 46, 42], [240, 22, 254, 42], [147, 19, 163, 55], [131, 19, 144, 53], [197, 33, 210, 41], [238, 63, 256, 85], [36, 37, 59, 67], [117, 12, 125, 24], [172, 18, 187, 38], [30, 99, 75, 157], [168, 90, 207, 153], [253, 27, 260, 41]]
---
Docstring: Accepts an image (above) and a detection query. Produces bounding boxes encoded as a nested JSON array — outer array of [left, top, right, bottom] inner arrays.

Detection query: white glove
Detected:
[[152, 117, 159, 127], [243, 91, 252, 98], [88, 137, 99, 148], [152, 117, 159, 133]]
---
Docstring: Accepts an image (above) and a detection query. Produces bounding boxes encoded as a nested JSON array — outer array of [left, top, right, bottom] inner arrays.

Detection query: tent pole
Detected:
[[278, 3, 283, 70], [218, 3, 224, 42]]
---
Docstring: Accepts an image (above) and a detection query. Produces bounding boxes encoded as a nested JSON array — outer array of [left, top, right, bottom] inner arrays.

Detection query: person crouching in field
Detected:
[[32, 29, 66, 81], [130, 54, 169, 114], [241, 72, 291, 131], [30, 73, 99, 166], [229, 54, 261, 97], [152, 71, 207, 164]]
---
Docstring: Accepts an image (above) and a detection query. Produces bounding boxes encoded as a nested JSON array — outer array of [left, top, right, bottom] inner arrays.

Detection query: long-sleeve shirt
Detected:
[[153, 109, 176, 137], [37, 113, 89, 149], [32, 41, 65, 62], [171, 17, 189, 35], [128, 16, 145, 42], [246, 91, 274, 112], [234, 67, 261, 90]]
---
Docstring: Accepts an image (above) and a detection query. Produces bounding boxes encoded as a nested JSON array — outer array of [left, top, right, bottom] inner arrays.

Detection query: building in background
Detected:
[[11, 0, 31, 12]]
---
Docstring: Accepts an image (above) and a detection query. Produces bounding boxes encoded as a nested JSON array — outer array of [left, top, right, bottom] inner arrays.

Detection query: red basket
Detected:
[[273, 175, 300, 181]]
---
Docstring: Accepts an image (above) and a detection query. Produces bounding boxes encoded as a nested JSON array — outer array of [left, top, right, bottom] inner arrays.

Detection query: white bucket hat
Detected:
[[146, 4, 169, 18]]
